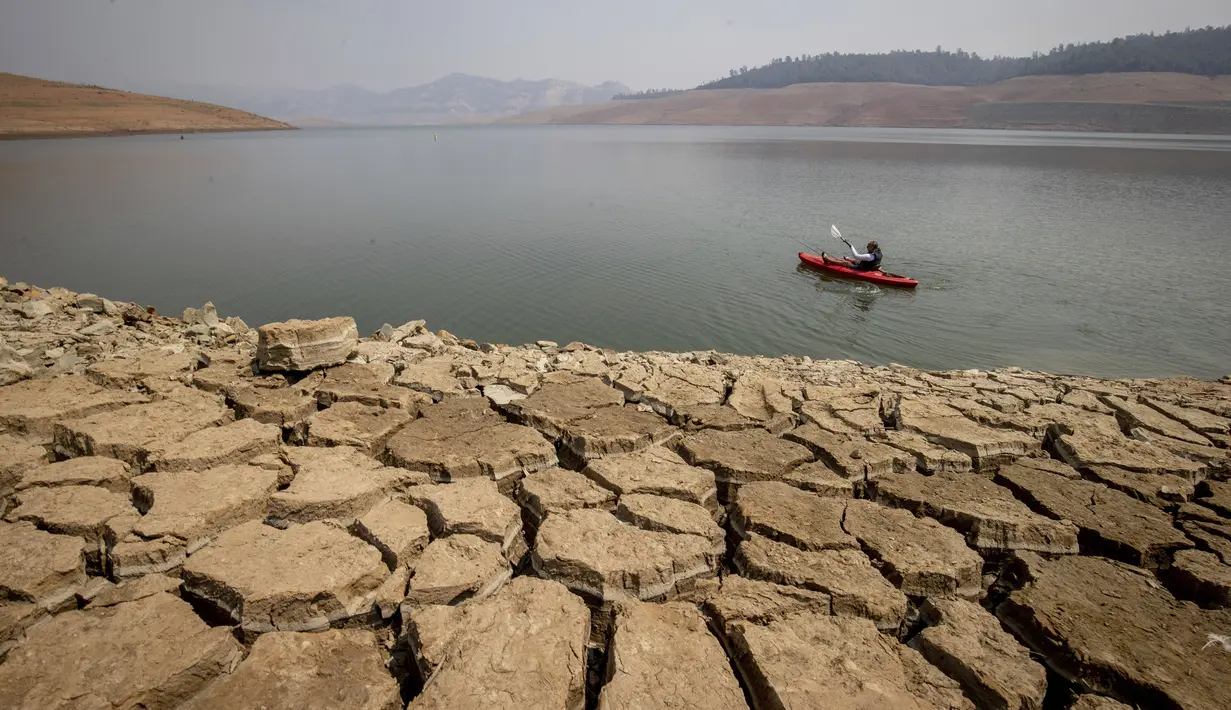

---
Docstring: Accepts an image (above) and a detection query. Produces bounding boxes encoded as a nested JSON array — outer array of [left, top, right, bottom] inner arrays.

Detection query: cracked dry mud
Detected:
[[1, 278, 1229, 709]]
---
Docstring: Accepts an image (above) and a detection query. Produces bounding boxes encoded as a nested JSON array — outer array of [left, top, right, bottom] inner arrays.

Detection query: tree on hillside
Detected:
[[613, 88, 687, 99], [699, 25, 1231, 90]]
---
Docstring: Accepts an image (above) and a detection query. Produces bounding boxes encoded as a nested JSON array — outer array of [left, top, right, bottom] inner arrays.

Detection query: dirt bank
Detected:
[[501, 72, 1231, 133], [0, 73, 293, 140]]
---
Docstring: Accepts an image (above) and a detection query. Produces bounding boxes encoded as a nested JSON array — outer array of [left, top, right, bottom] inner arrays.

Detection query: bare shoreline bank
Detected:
[[2, 275, 1229, 709], [0, 125, 294, 141], [501, 72, 1231, 135], [0, 72, 292, 140]]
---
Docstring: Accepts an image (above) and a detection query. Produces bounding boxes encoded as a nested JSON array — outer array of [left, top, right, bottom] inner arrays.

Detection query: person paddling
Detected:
[[822, 240, 882, 272]]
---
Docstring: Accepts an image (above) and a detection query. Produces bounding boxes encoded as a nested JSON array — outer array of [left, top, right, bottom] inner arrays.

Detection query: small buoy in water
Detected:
[[180, 135, 184, 140], [433, 134, 438, 141]]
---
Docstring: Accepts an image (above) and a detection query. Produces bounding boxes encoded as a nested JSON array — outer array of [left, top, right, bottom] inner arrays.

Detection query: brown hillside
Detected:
[[500, 73, 1231, 132], [0, 73, 293, 139]]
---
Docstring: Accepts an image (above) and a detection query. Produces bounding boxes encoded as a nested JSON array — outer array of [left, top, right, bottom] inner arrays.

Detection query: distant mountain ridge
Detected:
[[140, 74, 630, 126]]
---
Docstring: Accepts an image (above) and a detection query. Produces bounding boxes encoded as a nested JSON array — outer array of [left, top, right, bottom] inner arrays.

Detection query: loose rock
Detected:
[[75, 293, 106, 313], [481, 383, 524, 406], [256, 316, 359, 371], [17, 299, 52, 320]]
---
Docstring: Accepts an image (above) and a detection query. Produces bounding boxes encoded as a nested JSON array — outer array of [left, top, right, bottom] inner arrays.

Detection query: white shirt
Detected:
[[848, 245, 876, 262]]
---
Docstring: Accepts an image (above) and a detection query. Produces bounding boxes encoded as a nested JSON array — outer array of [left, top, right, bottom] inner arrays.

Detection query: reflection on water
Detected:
[[795, 263, 901, 314], [1, 125, 1229, 379]]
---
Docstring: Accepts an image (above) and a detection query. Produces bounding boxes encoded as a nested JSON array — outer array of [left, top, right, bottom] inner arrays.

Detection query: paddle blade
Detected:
[[830, 225, 843, 241]]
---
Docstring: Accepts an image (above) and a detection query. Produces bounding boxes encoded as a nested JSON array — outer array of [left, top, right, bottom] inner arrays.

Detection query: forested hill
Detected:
[[700, 26, 1231, 89]]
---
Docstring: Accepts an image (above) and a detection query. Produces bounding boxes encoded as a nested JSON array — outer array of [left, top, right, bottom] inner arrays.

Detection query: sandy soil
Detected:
[[0, 73, 292, 139], [499, 73, 1231, 129]]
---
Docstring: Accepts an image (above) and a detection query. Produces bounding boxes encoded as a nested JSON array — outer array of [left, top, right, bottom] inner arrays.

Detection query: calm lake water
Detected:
[[2, 126, 1230, 379]]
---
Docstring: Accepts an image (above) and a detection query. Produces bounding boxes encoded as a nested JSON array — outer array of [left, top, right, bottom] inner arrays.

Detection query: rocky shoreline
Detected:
[[1, 276, 1229, 709]]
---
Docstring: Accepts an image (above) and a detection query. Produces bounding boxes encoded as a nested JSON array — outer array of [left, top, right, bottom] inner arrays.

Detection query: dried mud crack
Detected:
[[1, 276, 1229, 709]]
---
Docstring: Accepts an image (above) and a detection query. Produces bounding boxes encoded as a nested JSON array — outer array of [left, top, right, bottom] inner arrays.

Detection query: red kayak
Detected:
[[798, 252, 918, 288]]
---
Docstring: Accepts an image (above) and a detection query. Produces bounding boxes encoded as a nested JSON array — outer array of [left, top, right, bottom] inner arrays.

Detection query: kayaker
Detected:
[[822, 240, 882, 272]]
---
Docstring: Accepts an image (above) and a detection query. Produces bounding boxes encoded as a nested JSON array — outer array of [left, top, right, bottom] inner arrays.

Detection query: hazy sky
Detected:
[[2, 0, 1229, 92]]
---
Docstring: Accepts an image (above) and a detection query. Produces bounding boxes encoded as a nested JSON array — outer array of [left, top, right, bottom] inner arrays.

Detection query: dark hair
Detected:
[[867, 240, 879, 250]]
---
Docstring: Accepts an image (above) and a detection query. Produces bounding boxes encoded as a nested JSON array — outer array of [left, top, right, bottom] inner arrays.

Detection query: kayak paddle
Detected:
[[831, 224, 852, 248]]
